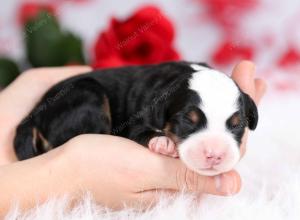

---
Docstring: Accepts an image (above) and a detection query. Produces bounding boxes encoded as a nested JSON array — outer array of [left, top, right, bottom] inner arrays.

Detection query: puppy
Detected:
[[14, 61, 258, 176]]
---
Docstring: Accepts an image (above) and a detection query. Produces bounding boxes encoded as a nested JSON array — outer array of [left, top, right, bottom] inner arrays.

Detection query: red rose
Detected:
[[92, 6, 180, 69], [18, 2, 56, 25], [196, 0, 259, 31], [278, 47, 300, 68], [212, 40, 254, 65]]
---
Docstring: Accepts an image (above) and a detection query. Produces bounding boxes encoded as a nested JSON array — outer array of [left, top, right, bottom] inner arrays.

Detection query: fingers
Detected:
[[0, 66, 92, 120], [147, 155, 241, 196], [254, 78, 267, 104], [135, 171, 241, 210], [38, 66, 92, 85], [120, 140, 242, 196], [134, 170, 241, 209], [231, 60, 267, 105], [3, 66, 92, 101], [67, 135, 241, 210], [13, 66, 92, 98], [231, 60, 256, 99], [173, 163, 241, 195]]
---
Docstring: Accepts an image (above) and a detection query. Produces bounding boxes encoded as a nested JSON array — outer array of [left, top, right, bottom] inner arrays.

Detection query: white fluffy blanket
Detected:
[[5, 90, 300, 220]]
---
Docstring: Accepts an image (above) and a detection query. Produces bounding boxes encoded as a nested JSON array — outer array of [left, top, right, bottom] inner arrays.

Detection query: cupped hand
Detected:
[[0, 66, 92, 164], [0, 61, 266, 210], [58, 61, 266, 209]]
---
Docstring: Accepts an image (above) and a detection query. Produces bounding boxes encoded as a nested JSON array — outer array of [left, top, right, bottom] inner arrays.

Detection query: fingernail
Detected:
[[215, 173, 237, 195]]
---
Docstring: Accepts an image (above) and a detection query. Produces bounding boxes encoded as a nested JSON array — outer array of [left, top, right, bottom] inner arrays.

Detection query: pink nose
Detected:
[[204, 151, 225, 166]]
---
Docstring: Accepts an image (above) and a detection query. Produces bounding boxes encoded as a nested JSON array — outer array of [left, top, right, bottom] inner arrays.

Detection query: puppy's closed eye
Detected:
[[188, 110, 200, 124], [185, 108, 207, 130], [227, 112, 244, 129]]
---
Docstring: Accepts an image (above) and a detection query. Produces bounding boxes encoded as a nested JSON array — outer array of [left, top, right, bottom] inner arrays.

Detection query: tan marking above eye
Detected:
[[230, 112, 241, 127], [188, 110, 199, 124], [163, 122, 181, 144]]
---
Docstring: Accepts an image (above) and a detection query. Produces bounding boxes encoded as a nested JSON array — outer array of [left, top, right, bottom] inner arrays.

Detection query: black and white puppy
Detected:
[[14, 61, 258, 176]]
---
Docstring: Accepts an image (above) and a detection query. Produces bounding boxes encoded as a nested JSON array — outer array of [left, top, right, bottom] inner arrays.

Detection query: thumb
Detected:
[[135, 158, 241, 208], [147, 155, 241, 196]]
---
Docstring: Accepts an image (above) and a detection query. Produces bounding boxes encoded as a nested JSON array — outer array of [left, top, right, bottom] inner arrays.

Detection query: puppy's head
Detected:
[[166, 64, 258, 176]]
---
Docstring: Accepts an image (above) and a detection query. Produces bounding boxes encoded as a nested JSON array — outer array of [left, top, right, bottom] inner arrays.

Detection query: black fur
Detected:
[[14, 61, 258, 160], [241, 92, 258, 130], [226, 92, 258, 145]]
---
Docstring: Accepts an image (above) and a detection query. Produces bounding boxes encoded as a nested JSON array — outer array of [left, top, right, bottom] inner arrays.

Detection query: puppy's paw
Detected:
[[148, 136, 179, 158]]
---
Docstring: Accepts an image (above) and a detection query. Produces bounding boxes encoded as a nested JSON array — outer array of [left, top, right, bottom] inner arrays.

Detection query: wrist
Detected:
[[0, 145, 82, 215]]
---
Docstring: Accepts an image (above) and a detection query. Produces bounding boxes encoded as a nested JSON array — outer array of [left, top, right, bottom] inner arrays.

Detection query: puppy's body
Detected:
[[14, 61, 258, 175]]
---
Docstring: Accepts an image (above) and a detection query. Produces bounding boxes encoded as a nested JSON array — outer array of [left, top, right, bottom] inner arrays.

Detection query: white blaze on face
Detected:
[[179, 64, 241, 176]]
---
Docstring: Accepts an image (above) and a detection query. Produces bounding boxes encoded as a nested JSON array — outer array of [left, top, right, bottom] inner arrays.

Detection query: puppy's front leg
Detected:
[[129, 127, 178, 158], [148, 136, 179, 158]]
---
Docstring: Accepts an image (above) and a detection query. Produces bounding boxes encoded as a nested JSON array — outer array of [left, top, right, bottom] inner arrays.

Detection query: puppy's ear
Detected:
[[197, 62, 211, 69], [242, 92, 258, 130]]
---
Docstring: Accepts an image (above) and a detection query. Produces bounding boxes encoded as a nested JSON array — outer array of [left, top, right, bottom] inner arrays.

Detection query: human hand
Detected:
[[0, 66, 92, 165], [61, 134, 242, 209], [60, 61, 266, 209]]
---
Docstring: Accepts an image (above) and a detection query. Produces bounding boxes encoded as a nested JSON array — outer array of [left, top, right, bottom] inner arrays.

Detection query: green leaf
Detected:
[[25, 11, 85, 67], [61, 32, 86, 65], [0, 58, 20, 87]]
